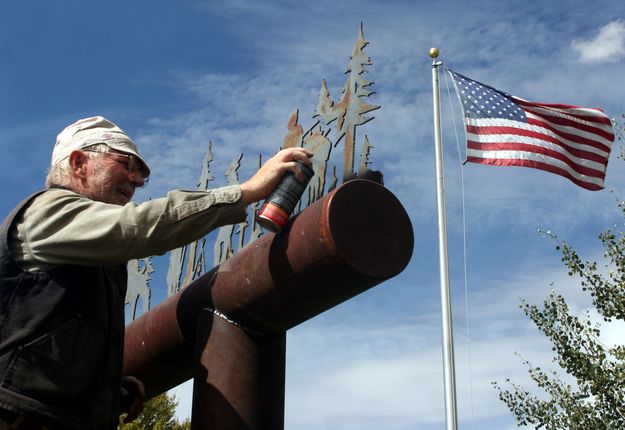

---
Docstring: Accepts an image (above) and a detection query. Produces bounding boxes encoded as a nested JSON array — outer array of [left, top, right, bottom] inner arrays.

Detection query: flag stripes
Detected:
[[466, 123, 609, 162], [525, 116, 612, 153], [466, 138, 607, 171], [465, 153, 605, 191]]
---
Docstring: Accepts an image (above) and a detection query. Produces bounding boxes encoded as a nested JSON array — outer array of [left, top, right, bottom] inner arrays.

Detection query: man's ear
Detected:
[[68, 150, 89, 179]]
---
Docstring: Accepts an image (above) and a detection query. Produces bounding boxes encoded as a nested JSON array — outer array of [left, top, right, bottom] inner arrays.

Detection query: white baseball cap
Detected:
[[51, 116, 151, 177]]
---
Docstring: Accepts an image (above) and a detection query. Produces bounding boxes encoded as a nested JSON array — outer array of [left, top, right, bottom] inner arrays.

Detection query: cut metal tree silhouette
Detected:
[[358, 135, 373, 175], [125, 258, 153, 320], [181, 142, 215, 288], [166, 142, 215, 297], [282, 109, 304, 149], [303, 125, 332, 205], [128, 23, 381, 312], [246, 155, 265, 245], [213, 154, 243, 266], [315, 22, 379, 180]]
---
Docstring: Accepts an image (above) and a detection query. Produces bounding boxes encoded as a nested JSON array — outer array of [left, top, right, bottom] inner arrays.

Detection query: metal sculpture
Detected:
[[126, 22, 382, 320], [302, 125, 332, 205], [315, 23, 379, 180], [122, 22, 413, 430], [125, 258, 153, 320], [245, 155, 265, 245], [213, 154, 244, 266]]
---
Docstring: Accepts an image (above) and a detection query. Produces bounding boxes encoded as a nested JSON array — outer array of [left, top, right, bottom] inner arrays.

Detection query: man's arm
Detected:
[[12, 147, 312, 271]]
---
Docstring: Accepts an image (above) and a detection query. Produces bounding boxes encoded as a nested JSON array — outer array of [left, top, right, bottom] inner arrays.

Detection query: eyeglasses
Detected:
[[83, 149, 150, 182]]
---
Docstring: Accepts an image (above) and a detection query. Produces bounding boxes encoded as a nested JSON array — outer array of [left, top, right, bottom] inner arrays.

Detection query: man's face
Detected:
[[83, 151, 146, 205]]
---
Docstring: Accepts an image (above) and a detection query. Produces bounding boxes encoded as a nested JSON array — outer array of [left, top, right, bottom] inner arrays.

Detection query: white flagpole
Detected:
[[430, 47, 459, 430]]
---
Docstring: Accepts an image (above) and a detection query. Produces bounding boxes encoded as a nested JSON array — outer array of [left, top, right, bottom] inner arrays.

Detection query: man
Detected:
[[0, 116, 312, 430]]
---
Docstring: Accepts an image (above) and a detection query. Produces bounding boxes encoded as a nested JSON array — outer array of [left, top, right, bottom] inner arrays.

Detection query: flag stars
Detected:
[[451, 71, 527, 122]]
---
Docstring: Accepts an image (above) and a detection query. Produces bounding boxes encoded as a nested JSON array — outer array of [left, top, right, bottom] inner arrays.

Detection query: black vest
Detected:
[[0, 191, 128, 430]]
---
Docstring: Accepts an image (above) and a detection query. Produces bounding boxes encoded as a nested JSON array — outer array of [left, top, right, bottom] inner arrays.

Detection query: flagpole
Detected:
[[430, 47, 459, 430]]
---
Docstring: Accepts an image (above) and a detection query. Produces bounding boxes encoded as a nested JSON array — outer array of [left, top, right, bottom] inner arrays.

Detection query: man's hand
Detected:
[[120, 376, 145, 423], [240, 147, 313, 205]]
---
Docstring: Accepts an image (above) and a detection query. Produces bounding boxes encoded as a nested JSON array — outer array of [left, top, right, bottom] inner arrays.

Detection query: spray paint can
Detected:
[[256, 160, 314, 233]]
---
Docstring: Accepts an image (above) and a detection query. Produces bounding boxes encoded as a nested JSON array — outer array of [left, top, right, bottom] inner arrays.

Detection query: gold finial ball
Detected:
[[429, 47, 440, 58]]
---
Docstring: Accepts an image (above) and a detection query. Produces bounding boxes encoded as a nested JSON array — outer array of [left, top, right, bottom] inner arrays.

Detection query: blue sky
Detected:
[[2, 1, 625, 429]]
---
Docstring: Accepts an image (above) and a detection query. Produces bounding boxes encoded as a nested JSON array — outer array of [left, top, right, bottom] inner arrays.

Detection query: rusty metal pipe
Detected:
[[124, 179, 413, 397], [191, 309, 285, 430]]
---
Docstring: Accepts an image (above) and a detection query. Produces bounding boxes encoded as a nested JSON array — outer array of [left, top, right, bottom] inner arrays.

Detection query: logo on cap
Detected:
[[102, 133, 114, 140]]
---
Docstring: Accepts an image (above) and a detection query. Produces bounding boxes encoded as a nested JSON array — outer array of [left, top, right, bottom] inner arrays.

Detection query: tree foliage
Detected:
[[493, 206, 625, 426], [119, 392, 191, 430]]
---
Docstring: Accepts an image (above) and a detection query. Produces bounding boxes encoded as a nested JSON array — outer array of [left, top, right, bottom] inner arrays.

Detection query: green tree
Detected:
[[119, 392, 191, 430]]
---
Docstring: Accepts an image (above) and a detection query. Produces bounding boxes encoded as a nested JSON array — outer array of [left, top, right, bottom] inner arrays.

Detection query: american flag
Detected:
[[448, 69, 615, 191]]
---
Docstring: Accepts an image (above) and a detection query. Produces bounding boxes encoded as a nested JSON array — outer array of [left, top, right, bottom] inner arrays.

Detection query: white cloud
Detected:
[[282, 322, 553, 430], [572, 20, 625, 63]]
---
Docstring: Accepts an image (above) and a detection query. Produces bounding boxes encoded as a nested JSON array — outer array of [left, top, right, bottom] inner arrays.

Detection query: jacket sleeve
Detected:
[[12, 187, 247, 270]]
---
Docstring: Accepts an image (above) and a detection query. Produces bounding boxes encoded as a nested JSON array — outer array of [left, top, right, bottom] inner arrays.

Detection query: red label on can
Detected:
[[257, 202, 290, 231]]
